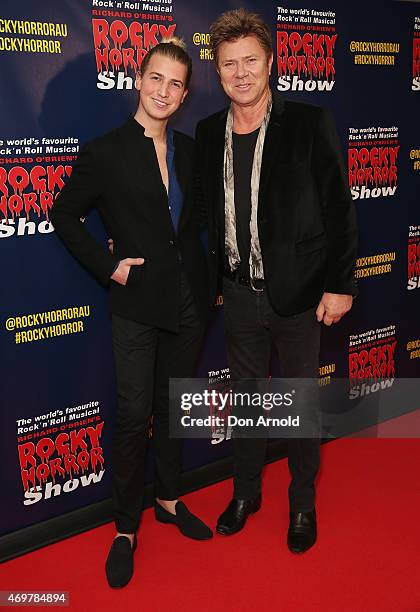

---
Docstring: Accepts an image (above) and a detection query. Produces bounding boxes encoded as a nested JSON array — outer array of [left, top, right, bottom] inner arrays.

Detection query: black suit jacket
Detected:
[[195, 93, 358, 316], [50, 118, 209, 332]]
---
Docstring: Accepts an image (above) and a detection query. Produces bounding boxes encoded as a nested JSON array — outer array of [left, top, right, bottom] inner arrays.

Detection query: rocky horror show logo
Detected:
[[276, 7, 337, 92], [0, 135, 79, 239], [92, 18, 177, 89], [348, 326, 396, 400], [208, 367, 232, 445], [0, 162, 74, 239], [412, 18, 420, 90], [0, 164, 71, 222], [17, 421, 105, 505], [407, 225, 420, 290], [348, 126, 399, 200]]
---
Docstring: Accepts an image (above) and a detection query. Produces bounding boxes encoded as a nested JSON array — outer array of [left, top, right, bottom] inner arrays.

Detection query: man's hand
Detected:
[[111, 258, 144, 286], [316, 292, 353, 326]]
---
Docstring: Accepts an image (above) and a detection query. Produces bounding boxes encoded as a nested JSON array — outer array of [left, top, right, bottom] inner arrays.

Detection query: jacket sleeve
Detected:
[[50, 142, 119, 286], [311, 107, 358, 296]]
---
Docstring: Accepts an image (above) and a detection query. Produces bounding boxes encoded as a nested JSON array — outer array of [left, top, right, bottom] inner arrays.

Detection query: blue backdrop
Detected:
[[1, 0, 419, 542]]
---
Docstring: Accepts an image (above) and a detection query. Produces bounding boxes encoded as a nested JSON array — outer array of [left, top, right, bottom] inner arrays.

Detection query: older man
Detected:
[[196, 9, 357, 553]]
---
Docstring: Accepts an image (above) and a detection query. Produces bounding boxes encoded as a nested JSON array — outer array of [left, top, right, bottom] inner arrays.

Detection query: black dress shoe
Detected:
[[105, 534, 137, 588], [155, 501, 213, 540], [216, 495, 262, 536], [287, 510, 317, 554]]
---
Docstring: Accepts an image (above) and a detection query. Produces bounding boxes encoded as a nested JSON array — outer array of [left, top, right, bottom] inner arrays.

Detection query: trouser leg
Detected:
[[223, 278, 271, 500], [153, 270, 205, 500], [268, 306, 321, 512], [111, 314, 158, 533]]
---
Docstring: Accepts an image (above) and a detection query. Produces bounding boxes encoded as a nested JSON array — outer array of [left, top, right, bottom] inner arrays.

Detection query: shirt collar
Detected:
[[166, 126, 175, 152], [128, 116, 175, 149]]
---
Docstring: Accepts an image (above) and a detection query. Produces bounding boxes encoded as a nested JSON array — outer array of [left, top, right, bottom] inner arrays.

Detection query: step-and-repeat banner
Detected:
[[1, 0, 419, 542]]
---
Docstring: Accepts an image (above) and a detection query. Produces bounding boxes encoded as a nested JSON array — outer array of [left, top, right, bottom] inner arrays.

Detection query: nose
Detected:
[[235, 60, 247, 79], [158, 79, 169, 98]]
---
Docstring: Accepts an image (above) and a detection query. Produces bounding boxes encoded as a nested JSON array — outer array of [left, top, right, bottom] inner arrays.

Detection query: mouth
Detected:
[[235, 83, 252, 91], [152, 98, 169, 108]]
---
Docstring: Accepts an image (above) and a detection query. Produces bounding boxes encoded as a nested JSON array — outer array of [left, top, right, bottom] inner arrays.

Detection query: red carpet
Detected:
[[2, 437, 420, 611]]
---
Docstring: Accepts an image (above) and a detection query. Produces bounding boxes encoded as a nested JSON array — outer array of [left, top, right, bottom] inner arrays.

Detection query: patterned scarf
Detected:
[[224, 94, 272, 280]]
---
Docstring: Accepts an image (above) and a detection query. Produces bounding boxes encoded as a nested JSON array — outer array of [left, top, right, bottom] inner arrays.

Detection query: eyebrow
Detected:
[[149, 71, 184, 85], [222, 54, 258, 62]]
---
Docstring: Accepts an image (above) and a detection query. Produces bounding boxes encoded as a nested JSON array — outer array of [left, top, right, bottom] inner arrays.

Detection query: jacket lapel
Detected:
[[210, 96, 286, 229], [258, 94, 286, 209], [211, 110, 228, 232], [119, 118, 162, 196], [118, 117, 175, 237], [173, 132, 190, 233]]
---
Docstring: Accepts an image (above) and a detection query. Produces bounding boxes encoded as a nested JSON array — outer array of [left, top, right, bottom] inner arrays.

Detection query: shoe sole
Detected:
[[288, 543, 316, 554]]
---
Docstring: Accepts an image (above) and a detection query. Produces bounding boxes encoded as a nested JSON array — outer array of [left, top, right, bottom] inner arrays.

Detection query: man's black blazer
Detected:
[[195, 93, 358, 316], [50, 118, 209, 332]]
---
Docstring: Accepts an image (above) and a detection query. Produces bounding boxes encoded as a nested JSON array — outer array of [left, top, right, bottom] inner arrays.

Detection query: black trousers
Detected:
[[111, 270, 204, 533], [223, 276, 321, 512]]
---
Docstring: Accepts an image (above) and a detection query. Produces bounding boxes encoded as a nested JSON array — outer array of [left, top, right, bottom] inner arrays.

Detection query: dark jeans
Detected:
[[111, 270, 204, 533], [223, 276, 321, 512]]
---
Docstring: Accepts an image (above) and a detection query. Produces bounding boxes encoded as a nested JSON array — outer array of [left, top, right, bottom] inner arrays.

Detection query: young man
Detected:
[[195, 9, 358, 553], [50, 38, 212, 589]]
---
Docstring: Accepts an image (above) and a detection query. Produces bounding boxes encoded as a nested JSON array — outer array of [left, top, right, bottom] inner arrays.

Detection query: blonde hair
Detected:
[[161, 36, 187, 51]]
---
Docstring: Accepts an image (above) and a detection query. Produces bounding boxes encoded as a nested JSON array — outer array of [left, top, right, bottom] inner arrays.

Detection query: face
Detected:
[[217, 35, 273, 108], [135, 53, 188, 122]]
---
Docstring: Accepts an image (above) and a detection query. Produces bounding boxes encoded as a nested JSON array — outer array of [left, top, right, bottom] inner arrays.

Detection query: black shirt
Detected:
[[232, 128, 260, 277]]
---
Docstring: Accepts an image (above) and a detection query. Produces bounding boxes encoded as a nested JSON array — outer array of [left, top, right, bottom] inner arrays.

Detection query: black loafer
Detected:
[[105, 534, 137, 588], [287, 510, 317, 554], [216, 495, 262, 536], [155, 501, 213, 540]]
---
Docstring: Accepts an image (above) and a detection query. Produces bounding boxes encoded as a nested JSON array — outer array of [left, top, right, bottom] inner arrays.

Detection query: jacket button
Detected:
[[169, 240, 175, 246]]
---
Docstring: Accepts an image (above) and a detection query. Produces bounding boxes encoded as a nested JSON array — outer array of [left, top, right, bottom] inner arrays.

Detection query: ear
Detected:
[[268, 53, 274, 75], [135, 72, 142, 91], [181, 88, 188, 104]]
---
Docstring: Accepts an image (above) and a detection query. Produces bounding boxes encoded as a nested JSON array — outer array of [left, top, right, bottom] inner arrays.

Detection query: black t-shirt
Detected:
[[232, 128, 260, 277]]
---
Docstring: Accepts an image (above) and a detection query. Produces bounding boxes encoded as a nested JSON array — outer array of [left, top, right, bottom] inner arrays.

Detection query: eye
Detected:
[[247, 57, 257, 64], [171, 82, 182, 89]]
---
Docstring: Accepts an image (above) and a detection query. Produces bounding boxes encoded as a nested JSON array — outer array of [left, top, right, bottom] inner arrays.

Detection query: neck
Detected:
[[134, 105, 167, 141], [232, 88, 271, 134]]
